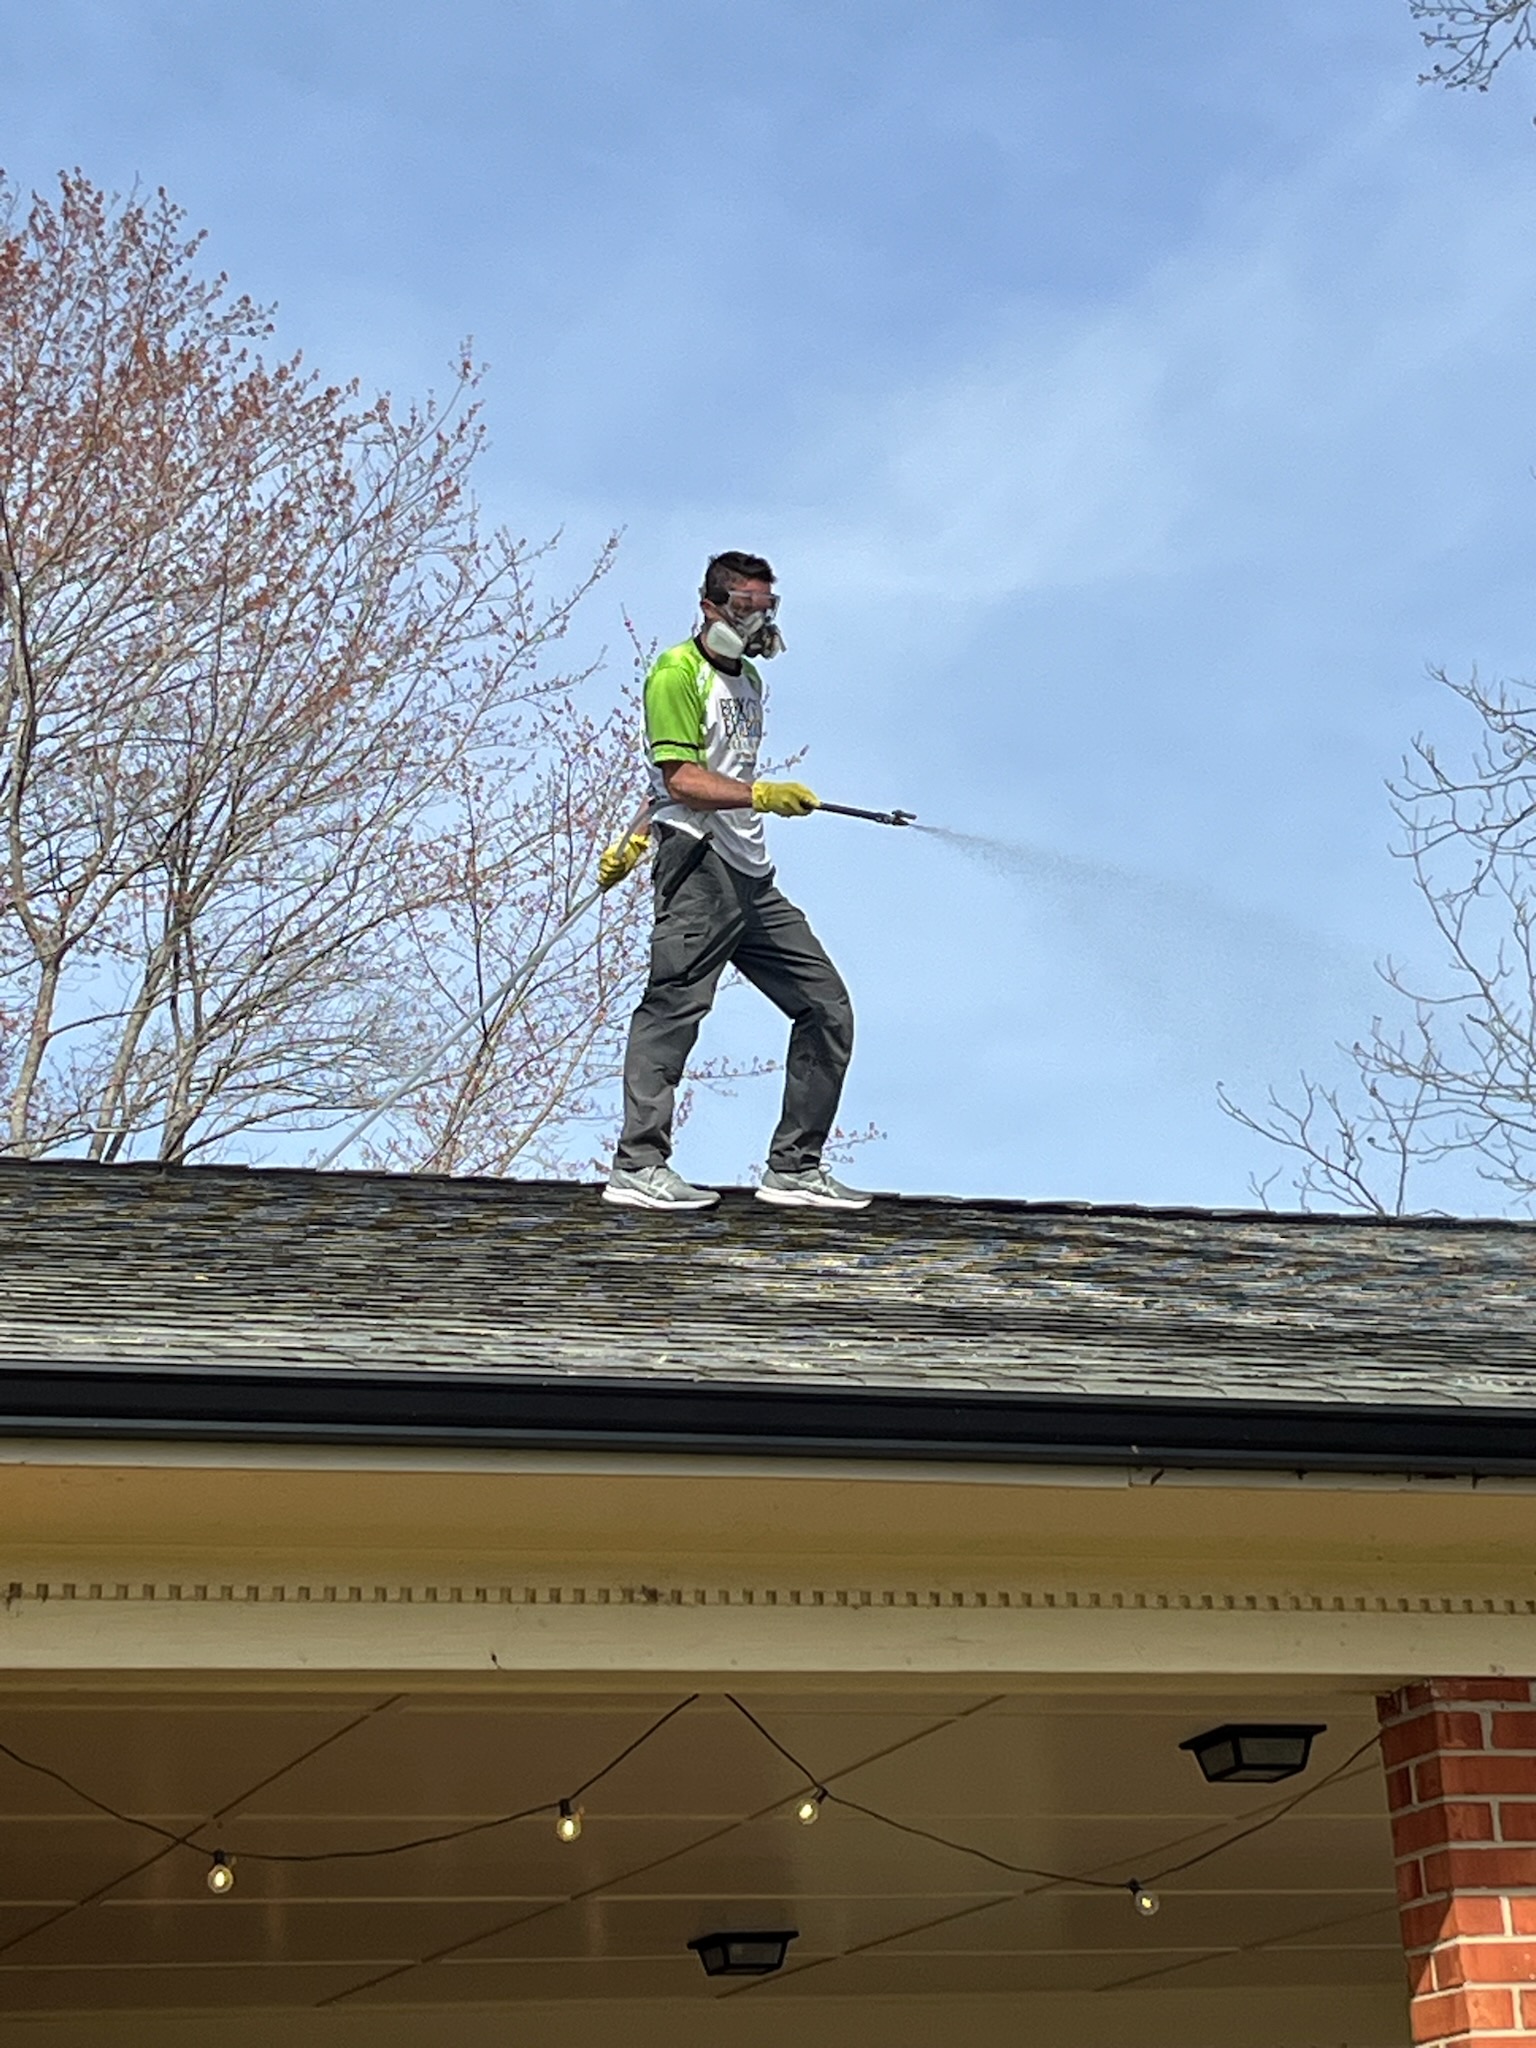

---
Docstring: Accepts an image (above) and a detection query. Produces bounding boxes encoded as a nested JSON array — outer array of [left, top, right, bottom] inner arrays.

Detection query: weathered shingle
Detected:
[[0, 1159, 1532, 1409]]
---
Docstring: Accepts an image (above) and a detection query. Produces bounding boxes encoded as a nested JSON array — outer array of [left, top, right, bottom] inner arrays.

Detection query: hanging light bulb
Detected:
[[1129, 1881, 1160, 1918], [794, 1790, 827, 1826], [556, 1801, 583, 1843], [205, 1852, 235, 1895]]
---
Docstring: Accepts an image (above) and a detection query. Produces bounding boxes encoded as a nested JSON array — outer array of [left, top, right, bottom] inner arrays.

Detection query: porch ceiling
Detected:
[[0, 1683, 1401, 2021]]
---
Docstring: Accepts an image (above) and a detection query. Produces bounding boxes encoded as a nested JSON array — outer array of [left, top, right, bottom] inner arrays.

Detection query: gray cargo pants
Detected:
[[614, 827, 854, 1174]]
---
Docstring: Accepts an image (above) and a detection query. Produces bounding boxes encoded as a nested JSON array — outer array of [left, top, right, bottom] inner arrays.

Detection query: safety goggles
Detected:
[[722, 591, 780, 620]]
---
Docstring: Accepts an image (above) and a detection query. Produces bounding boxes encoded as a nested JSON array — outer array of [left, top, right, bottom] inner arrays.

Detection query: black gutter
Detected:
[[2, 1365, 1536, 1476]]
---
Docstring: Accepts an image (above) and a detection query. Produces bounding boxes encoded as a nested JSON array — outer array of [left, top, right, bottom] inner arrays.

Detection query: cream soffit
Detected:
[[4, 1443, 1536, 1575], [6, 1448, 1536, 1682]]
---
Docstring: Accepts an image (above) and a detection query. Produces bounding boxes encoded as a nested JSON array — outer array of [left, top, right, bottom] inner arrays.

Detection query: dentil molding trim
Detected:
[[5, 1577, 1536, 1615]]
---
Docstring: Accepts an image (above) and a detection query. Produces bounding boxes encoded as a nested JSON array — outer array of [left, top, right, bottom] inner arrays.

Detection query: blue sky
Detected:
[[6, 0, 1536, 1206]]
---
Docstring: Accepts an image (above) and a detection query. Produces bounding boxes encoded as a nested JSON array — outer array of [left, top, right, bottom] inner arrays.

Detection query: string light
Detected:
[[0, 1700, 1382, 1922]]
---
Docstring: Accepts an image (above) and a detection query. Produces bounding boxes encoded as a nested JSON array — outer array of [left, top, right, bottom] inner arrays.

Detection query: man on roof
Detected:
[[597, 550, 870, 1213]]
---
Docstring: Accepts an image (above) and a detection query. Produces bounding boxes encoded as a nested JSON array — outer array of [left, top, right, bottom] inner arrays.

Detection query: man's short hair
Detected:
[[702, 551, 775, 607]]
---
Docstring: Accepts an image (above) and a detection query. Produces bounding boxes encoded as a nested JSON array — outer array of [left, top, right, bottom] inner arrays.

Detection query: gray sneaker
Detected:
[[755, 1166, 873, 1211], [603, 1164, 721, 1211]]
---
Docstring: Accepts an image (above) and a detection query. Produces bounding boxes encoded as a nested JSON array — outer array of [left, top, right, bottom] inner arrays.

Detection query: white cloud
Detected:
[[775, 89, 1536, 608]]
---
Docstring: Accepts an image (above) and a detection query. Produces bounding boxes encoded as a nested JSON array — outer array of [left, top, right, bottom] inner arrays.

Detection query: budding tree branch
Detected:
[[0, 173, 653, 1173]]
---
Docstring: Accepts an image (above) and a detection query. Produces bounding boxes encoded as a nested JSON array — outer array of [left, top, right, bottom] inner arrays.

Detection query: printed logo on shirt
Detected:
[[718, 694, 763, 748]]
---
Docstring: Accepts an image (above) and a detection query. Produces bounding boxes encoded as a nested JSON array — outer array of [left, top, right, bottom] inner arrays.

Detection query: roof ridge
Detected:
[[0, 1154, 1530, 1233]]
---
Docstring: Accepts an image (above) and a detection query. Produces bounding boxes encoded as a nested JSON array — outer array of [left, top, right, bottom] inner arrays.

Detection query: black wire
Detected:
[[825, 1789, 1123, 1891], [0, 1695, 407, 1969], [239, 1691, 703, 1865], [711, 1719, 1387, 2000], [725, 1694, 815, 1782], [1144, 1731, 1383, 1883], [725, 1692, 1383, 1903], [0, 1736, 184, 1846], [724, 1693, 1123, 1893], [0, 1693, 701, 1870], [724, 1689, 1002, 1796], [236, 1691, 701, 1866], [0, 1688, 1384, 1894], [320, 1691, 1006, 2007], [570, 1692, 698, 1801], [232, 1799, 555, 1865]]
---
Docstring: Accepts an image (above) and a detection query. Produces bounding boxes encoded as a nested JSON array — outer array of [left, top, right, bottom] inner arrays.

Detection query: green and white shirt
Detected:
[[644, 638, 770, 876]]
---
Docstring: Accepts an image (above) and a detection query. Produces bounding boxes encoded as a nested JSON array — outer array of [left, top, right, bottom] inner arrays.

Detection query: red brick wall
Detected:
[[1379, 1679, 1536, 2045]]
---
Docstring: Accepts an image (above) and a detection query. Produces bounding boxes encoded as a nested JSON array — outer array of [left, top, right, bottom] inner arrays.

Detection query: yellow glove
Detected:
[[597, 830, 650, 891], [752, 779, 819, 818]]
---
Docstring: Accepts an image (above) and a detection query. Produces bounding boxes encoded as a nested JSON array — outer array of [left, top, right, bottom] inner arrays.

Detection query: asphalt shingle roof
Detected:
[[0, 1158, 1532, 1411]]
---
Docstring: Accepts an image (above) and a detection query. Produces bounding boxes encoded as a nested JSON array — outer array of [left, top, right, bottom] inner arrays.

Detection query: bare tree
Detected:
[[1410, 0, 1536, 91], [1222, 670, 1536, 1214], [1229, 5, 1536, 1210], [0, 172, 651, 1171]]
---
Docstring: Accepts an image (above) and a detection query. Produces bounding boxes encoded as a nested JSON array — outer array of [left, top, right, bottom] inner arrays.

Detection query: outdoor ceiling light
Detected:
[[1179, 1723, 1326, 1784], [687, 1930, 799, 1977]]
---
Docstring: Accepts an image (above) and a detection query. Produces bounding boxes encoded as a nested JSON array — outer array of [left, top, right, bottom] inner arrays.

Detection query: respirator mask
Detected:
[[700, 588, 785, 662]]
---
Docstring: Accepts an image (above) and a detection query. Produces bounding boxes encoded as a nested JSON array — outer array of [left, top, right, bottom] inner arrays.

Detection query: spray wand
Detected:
[[817, 801, 917, 828]]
